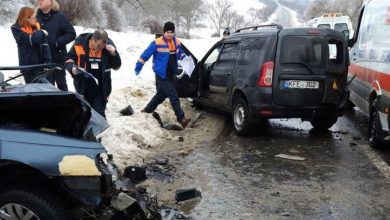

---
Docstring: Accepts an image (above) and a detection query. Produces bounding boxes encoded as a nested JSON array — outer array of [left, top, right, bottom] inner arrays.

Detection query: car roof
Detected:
[[225, 26, 345, 42]]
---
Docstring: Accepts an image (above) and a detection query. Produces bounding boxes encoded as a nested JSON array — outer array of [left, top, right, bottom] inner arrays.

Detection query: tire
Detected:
[[369, 98, 384, 148], [0, 187, 70, 220], [310, 115, 338, 130], [232, 98, 252, 136]]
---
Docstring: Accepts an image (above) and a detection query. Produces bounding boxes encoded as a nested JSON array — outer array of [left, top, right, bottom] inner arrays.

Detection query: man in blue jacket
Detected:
[[65, 30, 121, 118], [36, 0, 76, 91], [135, 22, 191, 128]]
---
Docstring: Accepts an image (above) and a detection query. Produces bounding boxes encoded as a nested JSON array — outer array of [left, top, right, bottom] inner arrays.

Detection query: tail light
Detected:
[[258, 61, 274, 87]]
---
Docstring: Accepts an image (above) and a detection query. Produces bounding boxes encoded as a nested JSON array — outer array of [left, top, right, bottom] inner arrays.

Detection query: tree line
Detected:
[[1, 0, 277, 38], [0, 0, 366, 38]]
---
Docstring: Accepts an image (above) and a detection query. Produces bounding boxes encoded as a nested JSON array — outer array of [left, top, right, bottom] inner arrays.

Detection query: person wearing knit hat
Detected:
[[134, 21, 192, 129], [163, 21, 175, 33]]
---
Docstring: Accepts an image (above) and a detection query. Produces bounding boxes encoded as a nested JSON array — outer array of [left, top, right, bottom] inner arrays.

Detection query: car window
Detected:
[[328, 38, 344, 65], [280, 36, 324, 67], [204, 45, 222, 66], [318, 24, 330, 28], [238, 37, 268, 65], [218, 43, 239, 65], [334, 23, 348, 32]]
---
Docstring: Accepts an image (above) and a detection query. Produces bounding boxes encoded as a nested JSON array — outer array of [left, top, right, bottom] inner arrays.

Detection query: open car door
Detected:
[[174, 43, 199, 97]]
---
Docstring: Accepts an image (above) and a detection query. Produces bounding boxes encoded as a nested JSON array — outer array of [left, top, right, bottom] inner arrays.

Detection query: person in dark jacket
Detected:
[[36, 0, 76, 91], [135, 21, 191, 128], [223, 27, 230, 38], [65, 30, 121, 118], [11, 7, 51, 83]]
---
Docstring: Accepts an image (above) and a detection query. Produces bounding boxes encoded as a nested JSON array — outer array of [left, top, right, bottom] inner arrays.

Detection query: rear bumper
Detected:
[[244, 87, 347, 119]]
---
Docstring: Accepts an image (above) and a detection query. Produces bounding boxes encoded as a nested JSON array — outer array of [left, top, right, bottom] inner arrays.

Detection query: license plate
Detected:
[[284, 80, 319, 89]]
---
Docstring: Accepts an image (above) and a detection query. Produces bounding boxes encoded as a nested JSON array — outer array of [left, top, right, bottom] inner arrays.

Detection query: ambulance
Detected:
[[303, 13, 353, 39], [348, 0, 390, 147]]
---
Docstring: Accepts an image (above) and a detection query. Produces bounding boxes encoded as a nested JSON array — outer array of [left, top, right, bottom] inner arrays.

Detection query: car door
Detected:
[[348, 4, 373, 114], [173, 43, 198, 98], [208, 43, 239, 107], [273, 29, 347, 107]]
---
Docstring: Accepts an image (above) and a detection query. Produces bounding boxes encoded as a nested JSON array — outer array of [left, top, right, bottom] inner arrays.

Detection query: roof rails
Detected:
[[235, 23, 283, 33]]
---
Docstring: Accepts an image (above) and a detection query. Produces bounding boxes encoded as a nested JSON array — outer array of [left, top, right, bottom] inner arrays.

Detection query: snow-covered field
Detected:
[[0, 24, 220, 169]]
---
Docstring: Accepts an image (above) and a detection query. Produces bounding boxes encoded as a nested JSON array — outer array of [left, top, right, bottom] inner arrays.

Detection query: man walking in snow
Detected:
[[134, 21, 191, 129], [65, 29, 121, 118]]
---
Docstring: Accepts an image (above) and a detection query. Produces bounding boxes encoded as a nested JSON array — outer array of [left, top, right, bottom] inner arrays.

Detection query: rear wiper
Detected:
[[283, 61, 314, 74]]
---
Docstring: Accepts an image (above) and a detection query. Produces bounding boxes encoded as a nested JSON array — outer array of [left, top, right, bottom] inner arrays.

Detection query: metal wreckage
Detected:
[[0, 64, 190, 220]]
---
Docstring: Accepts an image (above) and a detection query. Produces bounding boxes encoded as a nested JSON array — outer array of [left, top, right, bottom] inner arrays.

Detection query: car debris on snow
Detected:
[[124, 166, 147, 183], [119, 104, 134, 116], [275, 154, 306, 161], [160, 206, 193, 220], [175, 188, 202, 202]]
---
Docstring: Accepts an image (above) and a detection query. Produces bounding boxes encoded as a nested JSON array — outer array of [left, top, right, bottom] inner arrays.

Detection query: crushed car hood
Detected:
[[0, 127, 106, 176], [0, 83, 109, 138]]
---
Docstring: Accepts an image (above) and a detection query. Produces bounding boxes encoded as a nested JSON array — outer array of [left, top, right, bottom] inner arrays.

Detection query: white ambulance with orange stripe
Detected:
[[303, 13, 353, 39], [348, 0, 390, 147]]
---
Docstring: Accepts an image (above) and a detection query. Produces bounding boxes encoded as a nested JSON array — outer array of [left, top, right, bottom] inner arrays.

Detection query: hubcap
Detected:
[[234, 104, 245, 130], [0, 203, 40, 220]]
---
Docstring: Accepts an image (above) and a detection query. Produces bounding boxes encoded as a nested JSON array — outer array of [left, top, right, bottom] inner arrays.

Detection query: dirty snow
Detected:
[[0, 24, 220, 170]]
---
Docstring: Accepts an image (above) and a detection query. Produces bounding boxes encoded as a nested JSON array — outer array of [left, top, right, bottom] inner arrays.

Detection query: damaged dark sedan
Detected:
[[0, 65, 161, 220]]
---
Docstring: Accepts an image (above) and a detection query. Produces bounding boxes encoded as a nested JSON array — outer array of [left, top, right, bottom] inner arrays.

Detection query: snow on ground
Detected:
[[0, 24, 220, 170]]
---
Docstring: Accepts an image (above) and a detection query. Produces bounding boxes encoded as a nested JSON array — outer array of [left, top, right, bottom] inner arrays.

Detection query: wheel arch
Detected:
[[231, 88, 248, 108], [0, 160, 51, 186]]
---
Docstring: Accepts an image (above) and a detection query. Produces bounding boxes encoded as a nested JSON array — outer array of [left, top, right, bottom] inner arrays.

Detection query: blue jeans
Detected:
[[144, 75, 184, 122]]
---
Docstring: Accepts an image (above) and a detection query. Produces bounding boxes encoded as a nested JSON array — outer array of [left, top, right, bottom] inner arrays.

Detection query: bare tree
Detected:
[[56, 0, 85, 24], [304, 0, 330, 19], [224, 11, 245, 31], [208, 0, 233, 36], [181, 0, 204, 37], [247, 7, 265, 26], [141, 18, 163, 34], [102, 0, 126, 31]]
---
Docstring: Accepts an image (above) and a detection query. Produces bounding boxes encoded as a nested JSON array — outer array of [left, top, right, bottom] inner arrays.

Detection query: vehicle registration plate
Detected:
[[284, 80, 319, 89]]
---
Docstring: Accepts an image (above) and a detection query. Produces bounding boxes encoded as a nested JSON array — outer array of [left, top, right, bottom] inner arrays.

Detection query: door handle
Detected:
[[226, 73, 231, 77]]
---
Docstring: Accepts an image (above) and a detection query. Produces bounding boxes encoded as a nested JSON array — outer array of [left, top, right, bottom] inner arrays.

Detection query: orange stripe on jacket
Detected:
[[168, 40, 176, 51], [21, 22, 41, 34], [74, 45, 85, 67]]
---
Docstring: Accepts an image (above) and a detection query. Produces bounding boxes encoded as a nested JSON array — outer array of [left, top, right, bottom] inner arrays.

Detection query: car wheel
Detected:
[[369, 98, 383, 148], [310, 115, 338, 130], [233, 98, 252, 136], [0, 187, 70, 220]]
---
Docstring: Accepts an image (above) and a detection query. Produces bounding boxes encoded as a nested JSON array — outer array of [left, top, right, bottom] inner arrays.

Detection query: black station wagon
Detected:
[[177, 24, 350, 135]]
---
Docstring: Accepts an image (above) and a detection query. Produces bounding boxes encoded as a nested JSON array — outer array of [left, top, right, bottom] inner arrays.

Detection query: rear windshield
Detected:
[[280, 36, 324, 67], [334, 23, 348, 32]]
